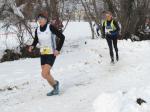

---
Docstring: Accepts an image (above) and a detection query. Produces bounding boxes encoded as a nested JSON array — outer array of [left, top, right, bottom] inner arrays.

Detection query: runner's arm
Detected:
[[50, 25, 65, 51], [31, 29, 39, 47]]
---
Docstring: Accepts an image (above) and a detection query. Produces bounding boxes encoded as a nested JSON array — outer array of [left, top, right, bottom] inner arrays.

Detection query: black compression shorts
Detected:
[[40, 54, 56, 67]]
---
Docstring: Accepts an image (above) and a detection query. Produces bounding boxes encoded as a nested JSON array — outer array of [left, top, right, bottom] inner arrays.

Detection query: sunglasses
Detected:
[[37, 16, 47, 21]]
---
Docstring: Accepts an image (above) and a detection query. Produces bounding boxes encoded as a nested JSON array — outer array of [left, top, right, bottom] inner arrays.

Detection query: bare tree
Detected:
[[0, 0, 34, 50], [80, 0, 104, 39]]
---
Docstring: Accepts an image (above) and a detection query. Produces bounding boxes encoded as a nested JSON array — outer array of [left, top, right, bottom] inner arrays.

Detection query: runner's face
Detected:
[[38, 17, 47, 26], [105, 14, 112, 21]]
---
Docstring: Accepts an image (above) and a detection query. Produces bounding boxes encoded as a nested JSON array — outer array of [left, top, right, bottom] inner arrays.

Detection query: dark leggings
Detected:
[[96, 28, 100, 36], [106, 35, 118, 59]]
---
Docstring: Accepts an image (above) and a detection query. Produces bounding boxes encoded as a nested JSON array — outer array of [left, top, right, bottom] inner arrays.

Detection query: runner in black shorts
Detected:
[[29, 11, 65, 96], [40, 55, 56, 66]]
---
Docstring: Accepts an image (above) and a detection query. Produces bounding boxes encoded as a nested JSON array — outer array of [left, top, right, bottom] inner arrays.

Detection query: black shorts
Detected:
[[40, 54, 56, 67]]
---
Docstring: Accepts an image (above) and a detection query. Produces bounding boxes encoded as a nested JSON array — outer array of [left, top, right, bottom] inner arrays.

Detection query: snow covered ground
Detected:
[[0, 22, 150, 112]]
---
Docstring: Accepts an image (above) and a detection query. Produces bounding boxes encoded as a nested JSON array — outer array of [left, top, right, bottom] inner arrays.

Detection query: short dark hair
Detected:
[[37, 11, 48, 19]]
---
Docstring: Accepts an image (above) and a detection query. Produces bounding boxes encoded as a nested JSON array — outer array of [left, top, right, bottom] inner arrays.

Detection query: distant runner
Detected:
[[102, 11, 120, 63]]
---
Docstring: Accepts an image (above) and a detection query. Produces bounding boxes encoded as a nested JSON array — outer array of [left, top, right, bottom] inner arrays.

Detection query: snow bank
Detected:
[[93, 87, 150, 112]]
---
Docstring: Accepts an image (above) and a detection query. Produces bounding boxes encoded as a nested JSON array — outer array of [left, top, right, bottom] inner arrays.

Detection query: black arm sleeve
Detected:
[[50, 25, 65, 51], [102, 22, 105, 37], [113, 20, 120, 32], [31, 29, 39, 47]]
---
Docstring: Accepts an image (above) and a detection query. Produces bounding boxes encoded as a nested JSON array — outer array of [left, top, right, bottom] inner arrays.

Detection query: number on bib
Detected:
[[40, 47, 53, 55]]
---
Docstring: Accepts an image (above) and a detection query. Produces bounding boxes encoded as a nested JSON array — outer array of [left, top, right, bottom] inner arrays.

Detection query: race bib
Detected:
[[40, 47, 53, 55]]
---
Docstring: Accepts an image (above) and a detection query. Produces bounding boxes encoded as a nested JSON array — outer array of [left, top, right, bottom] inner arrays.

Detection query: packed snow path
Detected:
[[0, 22, 150, 112]]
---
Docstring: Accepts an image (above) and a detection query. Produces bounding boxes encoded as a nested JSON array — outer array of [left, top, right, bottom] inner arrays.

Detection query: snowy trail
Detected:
[[0, 22, 150, 112], [0, 38, 150, 112]]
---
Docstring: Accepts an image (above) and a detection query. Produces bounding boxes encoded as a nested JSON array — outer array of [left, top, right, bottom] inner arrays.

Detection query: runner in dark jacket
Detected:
[[102, 11, 120, 63]]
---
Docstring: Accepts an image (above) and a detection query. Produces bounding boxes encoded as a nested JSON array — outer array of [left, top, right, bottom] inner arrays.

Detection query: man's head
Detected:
[[105, 11, 113, 21], [37, 11, 48, 26]]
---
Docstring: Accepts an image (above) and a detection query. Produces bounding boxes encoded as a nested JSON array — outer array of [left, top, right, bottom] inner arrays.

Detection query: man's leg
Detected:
[[113, 38, 119, 61], [41, 64, 56, 86], [96, 28, 100, 36], [41, 64, 59, 96], [106, 36, 114, 62]]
